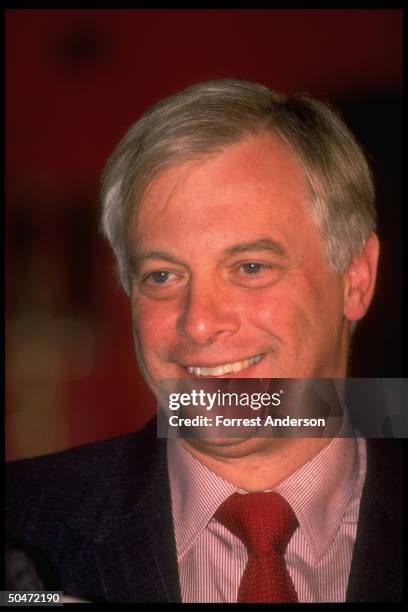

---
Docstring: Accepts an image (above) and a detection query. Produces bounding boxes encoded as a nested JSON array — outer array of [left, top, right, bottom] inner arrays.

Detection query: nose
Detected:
[[177, 278, 240, 345]]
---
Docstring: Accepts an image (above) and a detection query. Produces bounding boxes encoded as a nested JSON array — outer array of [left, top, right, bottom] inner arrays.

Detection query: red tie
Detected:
[[214, 491, 299, 603]]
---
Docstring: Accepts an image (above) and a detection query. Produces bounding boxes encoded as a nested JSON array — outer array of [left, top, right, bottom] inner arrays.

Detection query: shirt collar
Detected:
[[167, 437, 237, 560], [274, 429, 360, 562]]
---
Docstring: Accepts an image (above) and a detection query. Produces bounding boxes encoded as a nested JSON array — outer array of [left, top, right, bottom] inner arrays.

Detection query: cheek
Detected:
[[241, 276, 339, 347], [247, 294, 283, 328], [131, 295, 178, 349], [240, 285, 309, 334]]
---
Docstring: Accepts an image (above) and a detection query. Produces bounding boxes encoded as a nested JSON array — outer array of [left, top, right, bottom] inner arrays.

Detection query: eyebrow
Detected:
[[129, 238, 287, 273], [223, 238, 287, 258], [129, 250, 185, 273]]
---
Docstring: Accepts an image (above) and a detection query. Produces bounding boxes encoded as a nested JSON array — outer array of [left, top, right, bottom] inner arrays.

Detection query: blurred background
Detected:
[[6, 9, 403, 460]]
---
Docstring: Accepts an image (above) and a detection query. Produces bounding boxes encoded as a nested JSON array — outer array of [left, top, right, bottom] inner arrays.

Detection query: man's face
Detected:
[[127, 133, 349, 398]]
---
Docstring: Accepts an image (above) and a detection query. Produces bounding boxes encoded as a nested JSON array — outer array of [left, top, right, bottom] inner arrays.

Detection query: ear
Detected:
[[343, 232, 380, 321]]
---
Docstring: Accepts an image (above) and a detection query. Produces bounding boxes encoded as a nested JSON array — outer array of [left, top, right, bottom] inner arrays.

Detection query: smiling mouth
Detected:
[[185, 354, 264, 377]]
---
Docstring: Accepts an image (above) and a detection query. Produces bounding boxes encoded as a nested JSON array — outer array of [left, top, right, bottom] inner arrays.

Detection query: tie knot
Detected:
[[215, 491, 298, 555]]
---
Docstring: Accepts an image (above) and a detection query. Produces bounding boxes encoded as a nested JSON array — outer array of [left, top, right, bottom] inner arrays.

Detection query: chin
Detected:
[[185, 435, 278, 459]]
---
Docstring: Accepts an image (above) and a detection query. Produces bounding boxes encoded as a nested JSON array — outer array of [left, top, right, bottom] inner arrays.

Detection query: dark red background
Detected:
[[6, 9, 403, 460]]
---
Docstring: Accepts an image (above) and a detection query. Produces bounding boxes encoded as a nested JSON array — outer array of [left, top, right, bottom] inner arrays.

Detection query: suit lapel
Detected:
[[144, 443, 182, 603], [346, 439, 403, 602], [68, 421, 181, 602]]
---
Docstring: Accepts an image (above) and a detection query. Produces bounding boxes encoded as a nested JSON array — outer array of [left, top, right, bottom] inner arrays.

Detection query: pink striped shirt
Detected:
[[167, 431, 367, 603]]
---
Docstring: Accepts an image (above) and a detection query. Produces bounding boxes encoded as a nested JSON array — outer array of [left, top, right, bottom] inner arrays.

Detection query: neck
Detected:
[[180, 436, 331, 492]]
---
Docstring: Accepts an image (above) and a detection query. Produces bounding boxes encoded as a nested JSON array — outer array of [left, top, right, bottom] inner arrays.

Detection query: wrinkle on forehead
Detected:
[[133, 157, 212, 223]]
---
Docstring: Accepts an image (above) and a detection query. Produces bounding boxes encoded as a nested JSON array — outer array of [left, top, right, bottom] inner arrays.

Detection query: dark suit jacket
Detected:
[[6, 419, 403, 603]]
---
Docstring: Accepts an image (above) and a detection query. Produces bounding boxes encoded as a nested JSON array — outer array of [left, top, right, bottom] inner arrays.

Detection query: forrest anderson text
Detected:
[[168, 415, 327, 427]]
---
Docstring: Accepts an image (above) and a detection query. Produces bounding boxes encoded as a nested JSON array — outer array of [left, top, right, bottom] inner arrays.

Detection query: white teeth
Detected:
[[186, 354, 263, 377]]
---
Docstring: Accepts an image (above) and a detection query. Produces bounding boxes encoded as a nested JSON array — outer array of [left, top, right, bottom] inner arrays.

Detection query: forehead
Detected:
[[129, 133, 316, 253]]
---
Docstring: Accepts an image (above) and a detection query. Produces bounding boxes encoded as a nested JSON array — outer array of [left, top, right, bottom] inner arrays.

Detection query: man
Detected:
[[6, 80, 402, 602]]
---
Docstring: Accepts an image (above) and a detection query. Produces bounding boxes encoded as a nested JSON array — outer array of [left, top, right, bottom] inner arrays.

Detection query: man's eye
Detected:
[[139, 269, 185, 298], [231, 261, 283, 289], [240, 263, 264, 275], [146, 271, 172, 284]]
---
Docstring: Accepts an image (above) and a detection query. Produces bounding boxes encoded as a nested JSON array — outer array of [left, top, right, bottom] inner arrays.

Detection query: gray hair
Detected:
[[100, 79, 376, 296]]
